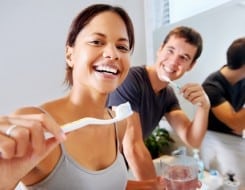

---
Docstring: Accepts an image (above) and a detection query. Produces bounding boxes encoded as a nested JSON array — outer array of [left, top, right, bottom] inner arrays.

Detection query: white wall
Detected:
[[153, 1, 245, 118], [169, 0, 232, 23], [0, 0, 146, 114]]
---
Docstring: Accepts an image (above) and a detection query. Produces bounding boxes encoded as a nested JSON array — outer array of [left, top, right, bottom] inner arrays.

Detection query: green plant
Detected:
[[144, 126, 175, 159]]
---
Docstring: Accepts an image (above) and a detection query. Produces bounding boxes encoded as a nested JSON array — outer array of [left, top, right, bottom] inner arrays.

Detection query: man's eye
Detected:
[[180, 56, 190, 62], [166, 49, 173, 54]]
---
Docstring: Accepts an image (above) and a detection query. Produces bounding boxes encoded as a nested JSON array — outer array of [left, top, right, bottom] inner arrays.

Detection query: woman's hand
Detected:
[[0, 114, 66, 189], [0, 114, 66, 159], [127, 176, 165, 190]]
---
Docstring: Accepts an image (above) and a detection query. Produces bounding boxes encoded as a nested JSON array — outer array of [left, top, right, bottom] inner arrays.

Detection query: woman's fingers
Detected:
[[0, 134, 16, 159], [0, 113, 66, 159], [6, 114, 66, 142], [9, 126, 31, 157]]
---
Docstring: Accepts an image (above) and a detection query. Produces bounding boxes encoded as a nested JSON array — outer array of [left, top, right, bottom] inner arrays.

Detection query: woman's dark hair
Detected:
[[162, 26, 203, 63], [64, 4, 135, 87], [226, 37, 245, 69]]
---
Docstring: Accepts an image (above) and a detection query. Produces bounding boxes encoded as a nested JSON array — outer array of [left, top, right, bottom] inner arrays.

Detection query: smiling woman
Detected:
[[0, 0, 146, 115], [0, 3, 166, 190]]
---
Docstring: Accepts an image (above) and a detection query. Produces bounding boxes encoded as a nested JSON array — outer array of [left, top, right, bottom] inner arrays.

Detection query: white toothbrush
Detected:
[[45, 102, 133, 139], [160, 75, 181, 90], [161, 75, 205, 107]]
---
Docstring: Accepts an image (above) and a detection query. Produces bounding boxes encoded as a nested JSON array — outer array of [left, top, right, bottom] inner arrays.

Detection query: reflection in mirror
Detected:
[[152, 0, 245, 187], [154, 0, 245, 90]]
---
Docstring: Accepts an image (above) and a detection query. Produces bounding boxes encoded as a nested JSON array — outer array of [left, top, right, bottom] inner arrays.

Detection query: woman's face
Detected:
[[66, 11, 130, 93]]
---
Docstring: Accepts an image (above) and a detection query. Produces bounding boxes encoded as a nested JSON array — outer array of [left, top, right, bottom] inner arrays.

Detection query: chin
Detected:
[[97, 85, 117, 94]]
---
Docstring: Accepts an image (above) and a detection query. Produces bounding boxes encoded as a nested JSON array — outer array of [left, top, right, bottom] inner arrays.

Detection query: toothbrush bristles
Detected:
[[161, 75, 181, 90]]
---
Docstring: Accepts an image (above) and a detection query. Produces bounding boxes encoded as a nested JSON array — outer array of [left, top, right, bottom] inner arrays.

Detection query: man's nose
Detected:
[[168, 55, 179, 67]]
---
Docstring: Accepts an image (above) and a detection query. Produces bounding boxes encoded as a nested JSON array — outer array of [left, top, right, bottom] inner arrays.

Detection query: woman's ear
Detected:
[[66, 46, 73, 68]]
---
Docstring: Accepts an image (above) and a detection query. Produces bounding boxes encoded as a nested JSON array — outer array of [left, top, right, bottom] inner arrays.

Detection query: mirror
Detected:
[[153, 0, 245, 187], [153, 0, 245, 118], [153, 0, 245, 83]]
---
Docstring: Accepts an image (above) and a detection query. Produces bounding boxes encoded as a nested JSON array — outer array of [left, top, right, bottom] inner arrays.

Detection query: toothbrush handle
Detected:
[[44, 117, 112, 139]]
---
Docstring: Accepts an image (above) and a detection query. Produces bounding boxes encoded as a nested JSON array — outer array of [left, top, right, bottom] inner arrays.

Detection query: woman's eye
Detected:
[[117, 45, 129, 52], [89, 40, 103, 46]]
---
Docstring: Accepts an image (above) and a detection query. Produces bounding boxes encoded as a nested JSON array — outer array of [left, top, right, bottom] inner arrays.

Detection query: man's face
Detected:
[[156, 35, 198, 81]]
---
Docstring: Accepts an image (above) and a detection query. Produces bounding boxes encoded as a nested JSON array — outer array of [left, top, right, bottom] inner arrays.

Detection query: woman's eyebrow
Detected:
[[92, 32, 129, 43]]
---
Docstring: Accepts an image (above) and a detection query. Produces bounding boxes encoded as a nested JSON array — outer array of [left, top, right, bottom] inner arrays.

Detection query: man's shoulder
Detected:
[[129, 65, 145, 73], [128, 65, 148, 78], [202, 70, 223, 86]]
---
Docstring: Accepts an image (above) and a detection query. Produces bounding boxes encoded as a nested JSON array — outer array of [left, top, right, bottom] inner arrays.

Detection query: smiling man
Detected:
[[107, 26, 210, 181]]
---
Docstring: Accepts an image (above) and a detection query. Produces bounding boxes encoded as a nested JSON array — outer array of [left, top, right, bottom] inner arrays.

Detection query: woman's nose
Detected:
[[102, 45, 119, 60]]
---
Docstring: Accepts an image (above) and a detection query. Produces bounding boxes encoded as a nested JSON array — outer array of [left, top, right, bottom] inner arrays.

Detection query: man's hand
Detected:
[[181, 83, 210, 109]]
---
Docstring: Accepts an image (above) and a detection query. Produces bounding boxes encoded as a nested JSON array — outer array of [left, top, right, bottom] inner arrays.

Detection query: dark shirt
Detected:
[[107, 66, 180, 139], [202, 69, 245, 136]]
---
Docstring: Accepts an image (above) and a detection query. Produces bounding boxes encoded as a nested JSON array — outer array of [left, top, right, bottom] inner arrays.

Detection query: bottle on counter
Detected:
[[192, 148, 204, 180], [203, 170, 223, 190], [171, 146, 187, 156]]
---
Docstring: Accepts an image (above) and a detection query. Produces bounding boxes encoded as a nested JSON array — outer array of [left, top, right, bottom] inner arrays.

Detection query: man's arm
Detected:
[[122, 112, 157, 180], [165, 83, 210, 148], [212, 101, 245, 134]]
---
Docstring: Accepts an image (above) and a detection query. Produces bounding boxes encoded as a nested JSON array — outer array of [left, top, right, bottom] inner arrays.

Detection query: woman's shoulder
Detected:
[[13, 106, 45, 115], [12, 98, 62, 115], [10, 98, 66, 126]]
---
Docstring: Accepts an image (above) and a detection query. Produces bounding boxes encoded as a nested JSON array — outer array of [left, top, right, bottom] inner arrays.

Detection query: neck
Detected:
[[67, 87, 108, 117], [221, 65, 245, 85], [146, 65, 168, 93]]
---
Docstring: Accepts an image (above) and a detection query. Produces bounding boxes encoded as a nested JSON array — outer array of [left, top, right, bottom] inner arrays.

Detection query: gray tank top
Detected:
[[25, 109, 128, 190]]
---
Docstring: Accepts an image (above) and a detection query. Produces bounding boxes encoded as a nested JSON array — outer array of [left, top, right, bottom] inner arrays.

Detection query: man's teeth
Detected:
[[96, 65, 117, 74], [164, 67, 174, 73]]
